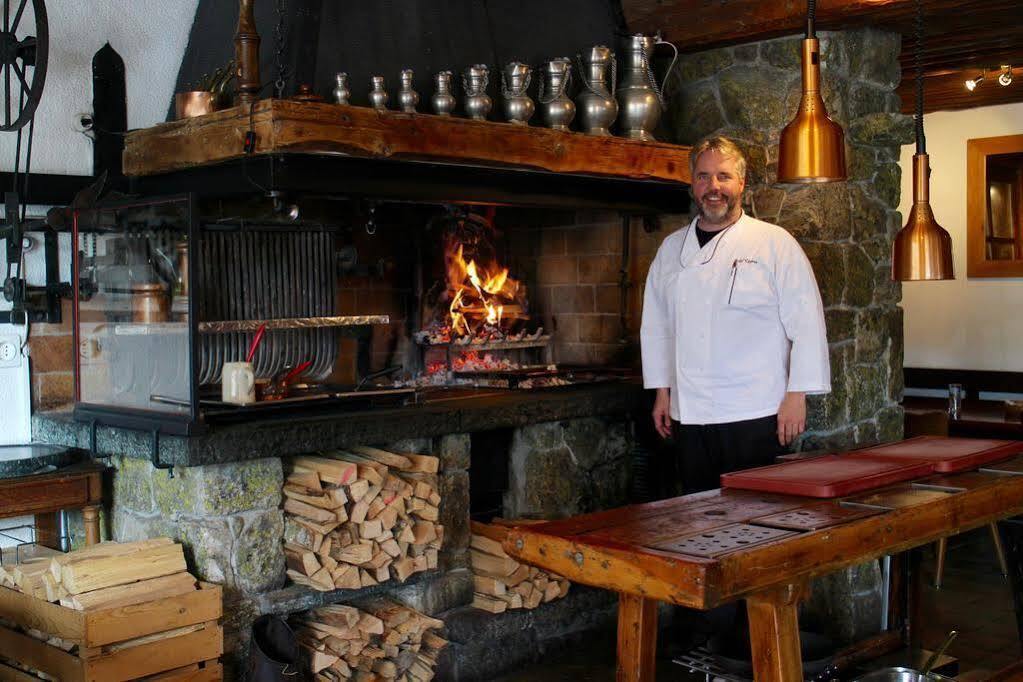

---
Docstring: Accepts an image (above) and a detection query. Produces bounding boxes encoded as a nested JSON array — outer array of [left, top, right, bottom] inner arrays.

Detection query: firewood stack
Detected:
[[294, 598, 447, 681], [0, 539, 223, 680], [469, 520, 570, 613], [283, 446, 444, 592], [0, 537, 197, 609]]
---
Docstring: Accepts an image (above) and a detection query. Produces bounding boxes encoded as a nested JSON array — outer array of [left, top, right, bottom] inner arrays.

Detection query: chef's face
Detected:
[[692, 150, 745, 228]]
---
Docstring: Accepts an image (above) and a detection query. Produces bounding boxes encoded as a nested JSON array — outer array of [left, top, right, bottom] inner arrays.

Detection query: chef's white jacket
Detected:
[[640, 213, 830, 424]]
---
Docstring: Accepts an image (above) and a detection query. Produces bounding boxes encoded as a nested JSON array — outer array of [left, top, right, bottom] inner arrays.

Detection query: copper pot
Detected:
[[175, 91, 217, 120], [132, 283, 169, 323]]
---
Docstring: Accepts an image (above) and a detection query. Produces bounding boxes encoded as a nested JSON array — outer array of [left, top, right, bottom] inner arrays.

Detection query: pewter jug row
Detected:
[[327, 33, 677, 140]]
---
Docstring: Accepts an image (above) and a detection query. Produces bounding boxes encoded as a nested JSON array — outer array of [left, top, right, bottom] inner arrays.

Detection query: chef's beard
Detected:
[[696, 192, 738, 225]]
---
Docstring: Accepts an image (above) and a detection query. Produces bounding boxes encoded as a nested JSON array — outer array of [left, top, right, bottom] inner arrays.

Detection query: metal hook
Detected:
[[365, 203, 377, 235], [89, 419, 98, 458], [150, 428, 175, 478]]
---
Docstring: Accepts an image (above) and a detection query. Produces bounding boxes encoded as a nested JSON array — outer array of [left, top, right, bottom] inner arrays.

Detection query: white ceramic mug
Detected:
[[222, 361, 256, 405]]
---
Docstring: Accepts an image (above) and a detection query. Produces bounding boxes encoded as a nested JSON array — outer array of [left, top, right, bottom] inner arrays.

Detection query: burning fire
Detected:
[[445, 240, 523, 338]]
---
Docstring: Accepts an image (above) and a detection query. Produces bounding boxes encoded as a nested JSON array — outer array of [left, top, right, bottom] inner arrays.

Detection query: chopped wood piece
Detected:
[[403, 453, 439, 474], [295, 456, 359, 486], [68, 571, 197, 610], [285, 542, 322, 576], [392, 557, 415, 582], [360, 519, 384, 540], [412, 522, 437, 546], [288, 469, 323, 492], [473, 575, 506, 597], [414, 504, 439, 522], [469, 534, 508, 558], [348, 446, 413, 470], [61, 543, 188, 595], [498, 591, 523, 609], [336, 543, 374, 565], [469, 549, 518, 577], [285, 497, 340, 524], [348, 479, 370, 502], [471, 593, 507, 613]]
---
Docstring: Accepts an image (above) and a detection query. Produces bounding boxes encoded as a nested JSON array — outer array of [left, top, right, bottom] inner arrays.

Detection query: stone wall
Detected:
[[668, 28, 910, 452], [101, 418, 629, 675], [504, 416, 633, 518]]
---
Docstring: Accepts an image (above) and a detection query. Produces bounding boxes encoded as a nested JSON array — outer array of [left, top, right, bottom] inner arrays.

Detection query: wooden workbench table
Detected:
[[0, 461, 106, 548], [504, 466, 1023, 681]]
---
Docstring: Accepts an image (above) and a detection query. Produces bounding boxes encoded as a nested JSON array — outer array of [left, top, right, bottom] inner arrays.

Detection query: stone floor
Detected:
[[495, 526, 1020, 681]]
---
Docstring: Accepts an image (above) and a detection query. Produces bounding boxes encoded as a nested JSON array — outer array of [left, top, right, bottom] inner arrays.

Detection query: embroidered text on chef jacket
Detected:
[[640, 213, 831, 424]]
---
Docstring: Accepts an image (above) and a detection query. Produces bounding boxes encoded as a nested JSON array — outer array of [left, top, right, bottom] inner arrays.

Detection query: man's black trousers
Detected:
[[674, 414, 782, 494]]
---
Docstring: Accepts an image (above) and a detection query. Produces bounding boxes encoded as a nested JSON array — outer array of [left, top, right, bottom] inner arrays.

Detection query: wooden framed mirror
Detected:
[[967, 134, 1023, 277]]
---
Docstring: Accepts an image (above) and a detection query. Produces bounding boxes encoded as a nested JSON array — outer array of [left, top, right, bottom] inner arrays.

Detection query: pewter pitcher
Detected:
[[576, 46, 617, 136], [332, 72, 350, 105], [398, 69, 419, 112], [463, 64, 492, 121], [369, 76, 389, 111], [539, 58, 575, 131], [616, 34, 678, 141], [501, 62, 535, 125], [432, 71, 456, 116]]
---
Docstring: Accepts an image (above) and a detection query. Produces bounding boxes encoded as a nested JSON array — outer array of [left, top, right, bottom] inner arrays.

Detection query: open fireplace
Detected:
[[68, 191, 657, 435]]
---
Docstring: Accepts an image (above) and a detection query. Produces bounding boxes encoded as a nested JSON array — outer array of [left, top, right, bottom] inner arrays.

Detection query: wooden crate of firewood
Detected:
[[469, 520, 570, 613], [0, 539, 222, 681], [283, 446, 443, 592], [294, 598, 447, 681]]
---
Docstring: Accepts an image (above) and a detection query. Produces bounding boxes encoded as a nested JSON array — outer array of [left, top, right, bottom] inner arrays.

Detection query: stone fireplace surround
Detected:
[[25, 25, 911, 681]]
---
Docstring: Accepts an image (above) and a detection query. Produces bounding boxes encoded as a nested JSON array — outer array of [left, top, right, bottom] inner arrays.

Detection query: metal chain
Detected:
[[462, 70, 489, 96], [576, 54, 615, 98], [273, 0, 288, 98], [500, 71, 531, 99], [539, 68, 571, 104], [641, 51, 665, 110], [610, 53, 617, 99]]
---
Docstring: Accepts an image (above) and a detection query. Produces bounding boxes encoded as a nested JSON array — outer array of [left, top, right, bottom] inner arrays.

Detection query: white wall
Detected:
[[0, 2, 197, 444], [899, 101, 1023, 371], [0, 0, 199, 176]]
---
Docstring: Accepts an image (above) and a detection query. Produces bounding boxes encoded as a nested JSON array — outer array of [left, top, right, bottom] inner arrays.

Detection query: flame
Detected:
[[444, 234, 523, 338]]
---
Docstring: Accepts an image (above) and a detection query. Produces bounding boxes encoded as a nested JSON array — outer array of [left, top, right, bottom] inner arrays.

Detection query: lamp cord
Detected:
[[915, 0, 925, 154], [807, 0, 816, 38]]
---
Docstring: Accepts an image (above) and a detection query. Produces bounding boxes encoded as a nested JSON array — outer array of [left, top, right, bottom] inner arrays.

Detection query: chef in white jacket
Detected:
[[641, 136, 831, 493]]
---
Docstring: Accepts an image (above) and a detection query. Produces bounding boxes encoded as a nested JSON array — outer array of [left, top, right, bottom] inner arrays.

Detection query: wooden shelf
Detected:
[[123, 99, 691, 185]]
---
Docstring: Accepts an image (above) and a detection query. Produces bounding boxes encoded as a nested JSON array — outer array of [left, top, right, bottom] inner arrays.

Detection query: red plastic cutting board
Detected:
[[856, 436, 1023, 473], [720, 453, 935, 498]]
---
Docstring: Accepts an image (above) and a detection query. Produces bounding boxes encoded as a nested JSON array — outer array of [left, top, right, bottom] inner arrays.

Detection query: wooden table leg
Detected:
[[82, 505, 101, 546], [616, 592, 658, 682], [746, 581, 807, 682], [997, 518, 1023, 655]]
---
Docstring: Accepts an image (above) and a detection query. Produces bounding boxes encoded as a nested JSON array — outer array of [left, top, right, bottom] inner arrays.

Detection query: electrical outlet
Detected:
[[0, 335, 21, 368]]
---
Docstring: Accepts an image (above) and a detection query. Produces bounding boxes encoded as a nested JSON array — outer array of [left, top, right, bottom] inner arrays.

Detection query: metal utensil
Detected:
[[920, 630, 957, 676]]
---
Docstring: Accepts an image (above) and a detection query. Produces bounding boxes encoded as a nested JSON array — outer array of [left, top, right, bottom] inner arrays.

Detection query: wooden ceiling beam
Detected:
[[898, 67, 1023, 114], [623, 0, 1020, 54]]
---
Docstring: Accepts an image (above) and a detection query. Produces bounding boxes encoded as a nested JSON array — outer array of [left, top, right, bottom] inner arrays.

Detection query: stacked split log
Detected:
[[294, 598, 447, 681], [469, 520, 570, 613], [0, 537, 198, 609], [283, 446, 444, 592]]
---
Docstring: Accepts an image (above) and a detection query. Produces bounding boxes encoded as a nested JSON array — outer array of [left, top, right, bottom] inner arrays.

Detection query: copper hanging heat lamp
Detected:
[[891, 0, 954, 281], [777, 0, 847, 183]]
